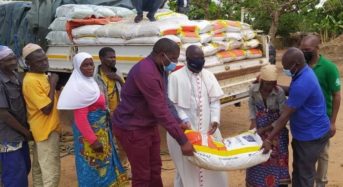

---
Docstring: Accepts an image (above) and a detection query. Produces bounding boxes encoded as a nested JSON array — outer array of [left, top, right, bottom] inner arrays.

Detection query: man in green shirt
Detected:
[[300, 35, 341, 187]]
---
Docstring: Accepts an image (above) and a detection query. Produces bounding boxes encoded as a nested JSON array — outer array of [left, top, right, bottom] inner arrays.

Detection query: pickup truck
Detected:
[[46, 35, 269, 107]]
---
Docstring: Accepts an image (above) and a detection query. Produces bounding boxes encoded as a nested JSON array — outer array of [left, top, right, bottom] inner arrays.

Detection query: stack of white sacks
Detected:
[[46, 4, 263, 67]]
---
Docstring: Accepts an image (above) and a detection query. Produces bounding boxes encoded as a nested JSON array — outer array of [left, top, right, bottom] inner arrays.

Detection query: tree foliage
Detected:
[[169, 0, 343, 43]]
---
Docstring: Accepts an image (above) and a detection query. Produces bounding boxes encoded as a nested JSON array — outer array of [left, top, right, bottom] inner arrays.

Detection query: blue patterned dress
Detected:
[[246, 84, 291, 187], [73, 109, 128, 187]]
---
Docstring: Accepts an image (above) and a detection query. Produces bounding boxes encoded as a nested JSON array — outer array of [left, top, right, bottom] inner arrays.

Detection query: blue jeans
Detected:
[[0, 142, 31, 187]]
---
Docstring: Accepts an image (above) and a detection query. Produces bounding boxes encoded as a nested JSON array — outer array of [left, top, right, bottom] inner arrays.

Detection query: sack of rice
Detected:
[[56, 4, 95, 19], [225, 32, 242, 41], [181, 43, 202, 51], [72, 25, 102, 38], [204, 55, 221, 67], [46, 31, 72, 45], [202, 43, 219, 57], [212, 20, 227, 34], [155, 11, 189, 21], [96, 37, 126, 44], [157, 22, 181, 36], [242, 39, 260, 49], [108, 6, 135, 17], [246, 48, 263, 59], [49, 17, 67, 31], [212, 33, 225, 42], [93, 6, 117, 18], [161, 35, 181, 44], [186, 130, 271, 171], [126, 36, 160, 44], [226, 20, 241, 32], [213, 40, 242, 51], [217, 49, 246, 63], [74, 37, 97, 45], [96, 22, 160, 39], [181, 20, 213, 34], [180, 32, 212, 44], [242, 29, 256, 40]]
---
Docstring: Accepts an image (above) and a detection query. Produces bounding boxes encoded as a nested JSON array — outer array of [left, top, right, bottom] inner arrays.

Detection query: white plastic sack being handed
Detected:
[[186, 130, 271, 171], [72, 25, 103, 38], [48, 17, 67, 31], [55, 4, 95, 19], [46, 31, 72, 45]]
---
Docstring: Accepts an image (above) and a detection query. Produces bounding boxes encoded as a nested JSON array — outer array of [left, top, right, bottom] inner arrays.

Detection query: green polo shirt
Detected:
[[312, 55, 341, 117]]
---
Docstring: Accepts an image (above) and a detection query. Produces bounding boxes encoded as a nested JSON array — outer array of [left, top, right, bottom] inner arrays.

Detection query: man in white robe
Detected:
[[167, 45, 228, 187]]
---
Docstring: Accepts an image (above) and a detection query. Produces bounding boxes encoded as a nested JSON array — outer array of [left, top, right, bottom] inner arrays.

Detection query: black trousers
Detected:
[[292, 132, 330, 187]]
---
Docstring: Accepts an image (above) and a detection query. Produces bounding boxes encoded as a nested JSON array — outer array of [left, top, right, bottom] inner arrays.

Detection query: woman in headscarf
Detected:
[[246, 64, 291, 187], [57, 52, 128, 187]]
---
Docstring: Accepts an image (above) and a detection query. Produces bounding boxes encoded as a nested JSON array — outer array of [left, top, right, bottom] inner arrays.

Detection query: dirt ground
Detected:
[[29, 51, 343, 187]]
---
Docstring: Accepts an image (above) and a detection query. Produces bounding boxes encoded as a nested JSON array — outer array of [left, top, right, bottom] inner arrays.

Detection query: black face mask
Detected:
[[303, 51, 314, 63], [187, 58, 205, 73]]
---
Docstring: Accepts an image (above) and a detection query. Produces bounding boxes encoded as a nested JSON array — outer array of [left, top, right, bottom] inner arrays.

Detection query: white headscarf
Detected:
[[0, 46, 14, 61], [57, 52, 100, 110]]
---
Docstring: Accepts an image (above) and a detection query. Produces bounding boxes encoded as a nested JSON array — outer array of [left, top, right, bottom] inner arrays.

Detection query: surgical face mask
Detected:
[[303, 51, 314, 63], [283, 63, 297, 77], [187, 58, 205, 73], [163, 54, 177, 72]]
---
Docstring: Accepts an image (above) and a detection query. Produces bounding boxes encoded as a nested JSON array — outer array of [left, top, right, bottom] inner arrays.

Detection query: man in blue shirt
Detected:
[[261, 47, 330, 187]]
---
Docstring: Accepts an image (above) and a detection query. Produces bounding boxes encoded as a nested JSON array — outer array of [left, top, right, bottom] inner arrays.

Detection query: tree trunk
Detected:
[[268, 10, 280, 45]]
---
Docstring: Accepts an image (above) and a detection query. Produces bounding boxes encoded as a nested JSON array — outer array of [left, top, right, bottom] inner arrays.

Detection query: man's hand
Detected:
[[181, 141, 195, 156], [24, 130, 34, 141], [330, 122, 336, 137], [208, 122, 219, 135], [90, 140, 104, 153], [180, 121, 191, 131], [48, 73, 59, 87], [261, 139, 272, 154]]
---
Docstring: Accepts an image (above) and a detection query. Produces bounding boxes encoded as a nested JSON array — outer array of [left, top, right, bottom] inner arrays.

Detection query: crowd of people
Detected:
[[0, 33, 340, 187]]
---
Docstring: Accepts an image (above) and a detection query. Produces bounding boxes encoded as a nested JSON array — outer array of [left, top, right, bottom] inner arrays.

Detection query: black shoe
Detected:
[[147, 13, 156, 22], [134, 14, 143, 23]]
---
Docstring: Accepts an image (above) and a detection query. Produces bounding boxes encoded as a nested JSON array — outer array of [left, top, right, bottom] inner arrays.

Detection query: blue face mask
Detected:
[[163, 54, 177, 72], [165, 62, 177, 72], [283, 63, 296, 77]]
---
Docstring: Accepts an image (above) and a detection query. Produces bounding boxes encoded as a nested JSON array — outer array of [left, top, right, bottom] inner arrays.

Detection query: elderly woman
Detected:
[[246, 64, 291, 187], [57, 52, 128, 187]]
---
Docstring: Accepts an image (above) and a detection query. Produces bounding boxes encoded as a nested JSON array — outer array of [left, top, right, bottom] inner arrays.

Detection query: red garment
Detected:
[[73, 94, 106, 144], [66, 17, 122, 41], [113, 126, 163, 187], [112, 56, 187, 145]]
